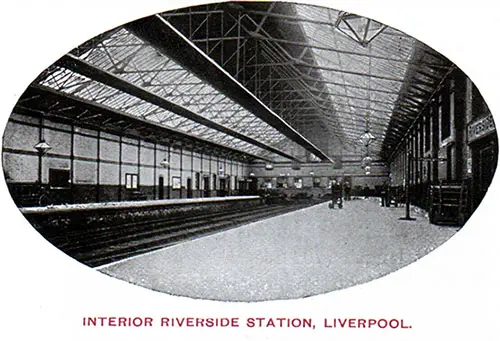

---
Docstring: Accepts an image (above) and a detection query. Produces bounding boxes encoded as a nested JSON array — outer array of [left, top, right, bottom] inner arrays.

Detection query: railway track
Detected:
[[43, 203, 314, 267]]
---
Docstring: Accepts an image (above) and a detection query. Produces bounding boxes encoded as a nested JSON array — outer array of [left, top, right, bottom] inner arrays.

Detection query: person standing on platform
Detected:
[[344, 180, 351, 201], [380, 180, 389, 207]]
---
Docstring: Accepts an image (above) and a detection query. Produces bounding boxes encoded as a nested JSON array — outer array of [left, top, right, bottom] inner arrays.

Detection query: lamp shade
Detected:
[[159, 158, 169, 168], [34, 139, 51, 155], [361, 155, 373, 166], [360, 131, 375, 146]]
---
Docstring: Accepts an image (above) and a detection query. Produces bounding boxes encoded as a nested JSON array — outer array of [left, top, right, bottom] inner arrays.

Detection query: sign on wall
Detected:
[[468, 113, 496, 143]]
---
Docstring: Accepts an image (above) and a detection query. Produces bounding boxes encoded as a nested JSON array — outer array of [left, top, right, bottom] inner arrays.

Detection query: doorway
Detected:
[[472, 137, 498, 208], [158, 176, 164, 199], [187, 178, 193, 198], [203, 176, 210, 197], [219, 178, 227, 197]]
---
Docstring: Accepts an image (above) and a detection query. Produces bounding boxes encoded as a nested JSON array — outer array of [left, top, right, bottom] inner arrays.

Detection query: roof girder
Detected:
[[55, 54, 299, 162], [125, 14, 333, 163], [20, 84, 274, 162]]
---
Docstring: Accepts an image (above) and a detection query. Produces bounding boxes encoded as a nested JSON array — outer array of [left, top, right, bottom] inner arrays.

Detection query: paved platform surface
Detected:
[[98, 198, 459, 302]]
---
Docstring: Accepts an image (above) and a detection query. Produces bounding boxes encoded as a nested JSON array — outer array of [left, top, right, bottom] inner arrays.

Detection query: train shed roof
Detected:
[[24, 1, 454, 163]]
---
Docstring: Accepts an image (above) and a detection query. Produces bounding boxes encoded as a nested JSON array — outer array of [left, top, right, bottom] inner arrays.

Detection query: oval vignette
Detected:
[[1, 1, 498, 302]]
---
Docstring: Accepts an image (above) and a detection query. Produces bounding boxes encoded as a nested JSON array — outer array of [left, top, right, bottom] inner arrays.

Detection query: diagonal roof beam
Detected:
[[55, 54, 299, 162], [125, 14, 333, 163], [21, 84, 275, 163]]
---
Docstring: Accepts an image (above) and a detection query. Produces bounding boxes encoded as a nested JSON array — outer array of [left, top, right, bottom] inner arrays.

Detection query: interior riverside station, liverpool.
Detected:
[[1, 1, 497, 301]]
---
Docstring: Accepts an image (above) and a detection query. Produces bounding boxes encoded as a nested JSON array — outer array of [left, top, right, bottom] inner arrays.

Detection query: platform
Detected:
[[98, 198, 459, 302], [19, 196, 261, 214], [20, 196, 262, 234]]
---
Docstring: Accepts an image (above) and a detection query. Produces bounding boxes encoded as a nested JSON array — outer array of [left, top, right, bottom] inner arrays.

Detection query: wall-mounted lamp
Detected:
[[159, 158, 169, 168], [34, 139, 51, 190], [34, 139, 52, 155]]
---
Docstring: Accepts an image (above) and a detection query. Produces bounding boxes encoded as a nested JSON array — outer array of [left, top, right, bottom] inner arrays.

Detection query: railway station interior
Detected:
[[2, 2, 498, 301]]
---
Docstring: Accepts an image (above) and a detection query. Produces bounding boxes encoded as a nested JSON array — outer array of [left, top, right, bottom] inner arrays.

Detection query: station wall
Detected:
[[388, 69, 498, 213], [2, 112, 251, 206], [249, 161, 390, 197]]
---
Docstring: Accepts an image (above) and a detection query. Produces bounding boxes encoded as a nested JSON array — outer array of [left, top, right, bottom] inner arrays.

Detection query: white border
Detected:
[[1, 1, 499, 340]]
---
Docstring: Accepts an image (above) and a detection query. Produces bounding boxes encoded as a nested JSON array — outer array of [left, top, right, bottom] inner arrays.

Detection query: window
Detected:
[[472, 83, 489, 120], [424, 114, 431, 151], [277, 176, 287, 188], [441, 91, 451, 140], [172, 176, 181, 189], [49, 169, 70, 188], [294, 177, 303, 189], [125, 173, 138, 189], [195, 172, 200, 190]]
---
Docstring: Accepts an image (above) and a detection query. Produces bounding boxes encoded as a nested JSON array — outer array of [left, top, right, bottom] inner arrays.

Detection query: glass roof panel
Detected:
[[38, 66, 279, 158], [294, 3, 417, 156], [76, 28, 296, 156]]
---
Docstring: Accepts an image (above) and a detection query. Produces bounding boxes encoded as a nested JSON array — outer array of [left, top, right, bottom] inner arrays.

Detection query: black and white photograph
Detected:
[[1, 0, 499, 340]]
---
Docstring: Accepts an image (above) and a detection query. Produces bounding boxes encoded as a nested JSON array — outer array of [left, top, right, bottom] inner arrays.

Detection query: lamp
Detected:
[[361, 155, 373, 171], [360, 130, 375, 147], [265, 163, 274, 170], [34, 138, 51, 193], [34, 139, 51, 155], [159, 158, 169, 168]]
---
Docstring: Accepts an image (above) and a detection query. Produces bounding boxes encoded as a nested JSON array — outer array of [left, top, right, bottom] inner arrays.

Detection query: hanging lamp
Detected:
[[360, 130, 375, 147]]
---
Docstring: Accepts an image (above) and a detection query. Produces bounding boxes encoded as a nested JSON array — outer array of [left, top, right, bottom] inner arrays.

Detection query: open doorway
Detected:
[[158, 176, 164, 199]]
